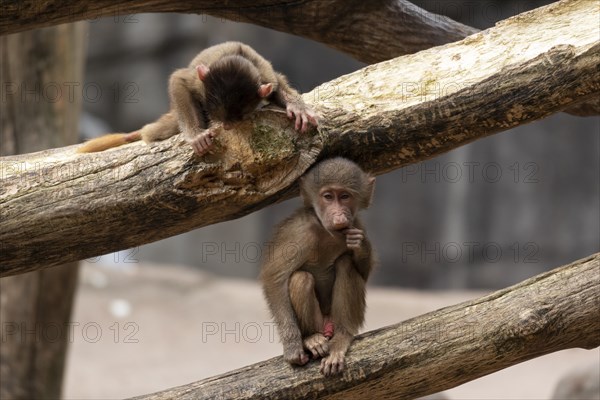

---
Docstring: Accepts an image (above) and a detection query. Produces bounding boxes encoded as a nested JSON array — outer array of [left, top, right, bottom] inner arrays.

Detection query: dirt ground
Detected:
[[63, 262, 599, 399]]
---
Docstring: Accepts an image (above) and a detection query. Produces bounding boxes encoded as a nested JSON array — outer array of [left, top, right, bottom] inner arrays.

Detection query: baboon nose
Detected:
[[332, 216, 349, 230]]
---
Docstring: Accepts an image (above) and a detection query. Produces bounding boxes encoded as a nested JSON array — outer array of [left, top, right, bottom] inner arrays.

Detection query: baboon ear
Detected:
[[258, 83, 273, 98], [362, 176, 376, 208], [196, 64, 210, 81]]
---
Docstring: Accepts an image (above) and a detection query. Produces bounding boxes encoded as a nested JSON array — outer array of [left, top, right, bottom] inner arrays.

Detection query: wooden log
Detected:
[[1, 0, 596, 115], [0, 0, 477, 59], [130, 253, 600, 399]]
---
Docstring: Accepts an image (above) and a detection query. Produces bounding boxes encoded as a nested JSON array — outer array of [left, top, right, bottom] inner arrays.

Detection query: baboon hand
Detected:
[[286, 102, 319, 133], [186, 129, 216, 156], [343, 228, 364, 250]]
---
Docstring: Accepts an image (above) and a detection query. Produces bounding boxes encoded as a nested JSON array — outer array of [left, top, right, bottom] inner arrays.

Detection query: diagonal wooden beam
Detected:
[[130, 254, 600, 400]]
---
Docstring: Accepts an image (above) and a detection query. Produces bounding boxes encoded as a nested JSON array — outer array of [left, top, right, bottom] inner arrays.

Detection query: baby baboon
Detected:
[[261, 157, 375, 376], [78, 41, 317, 154]]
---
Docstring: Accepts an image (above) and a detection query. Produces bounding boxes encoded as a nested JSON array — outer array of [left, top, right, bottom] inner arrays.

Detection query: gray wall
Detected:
[[81, 3, 599, 289]]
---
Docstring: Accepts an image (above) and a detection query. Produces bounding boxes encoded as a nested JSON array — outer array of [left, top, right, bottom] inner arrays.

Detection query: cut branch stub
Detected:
[[0, 112, 320, 277]]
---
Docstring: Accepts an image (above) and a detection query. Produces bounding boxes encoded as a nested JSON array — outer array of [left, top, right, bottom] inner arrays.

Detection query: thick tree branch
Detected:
[[0, 0, 477, 59], [130, 253, 600, 400], [2, 0, 597, 116], [1, 0, 598, 276]]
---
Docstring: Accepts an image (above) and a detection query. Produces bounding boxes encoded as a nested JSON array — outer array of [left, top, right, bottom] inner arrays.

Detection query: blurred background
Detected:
[[8, 0, 600, 399]]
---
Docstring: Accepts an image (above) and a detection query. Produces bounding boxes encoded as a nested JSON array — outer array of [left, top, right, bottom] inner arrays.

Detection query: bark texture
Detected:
[[0, 0, 477, 60], [1, 0, 598, 276], [130, 253, 600, 400], [1, 0, 596, 116]]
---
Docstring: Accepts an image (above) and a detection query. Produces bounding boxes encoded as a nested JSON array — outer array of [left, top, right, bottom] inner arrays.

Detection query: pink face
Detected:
[[315, 185, 357, 232]]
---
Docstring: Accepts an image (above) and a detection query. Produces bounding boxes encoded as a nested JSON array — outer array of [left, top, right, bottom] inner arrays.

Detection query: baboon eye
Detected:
[[323, 193, 334, 201], [340, 193, 351, 200]]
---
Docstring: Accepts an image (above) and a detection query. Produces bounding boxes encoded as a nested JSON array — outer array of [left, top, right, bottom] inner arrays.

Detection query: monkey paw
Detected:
[[286, 103, 319, 133], [343, 228, 364, 249], [304, 333, 330, 359], [186, 129, 216, 156], [320, 351, 346, 376], [283, 344, 309, 366]]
